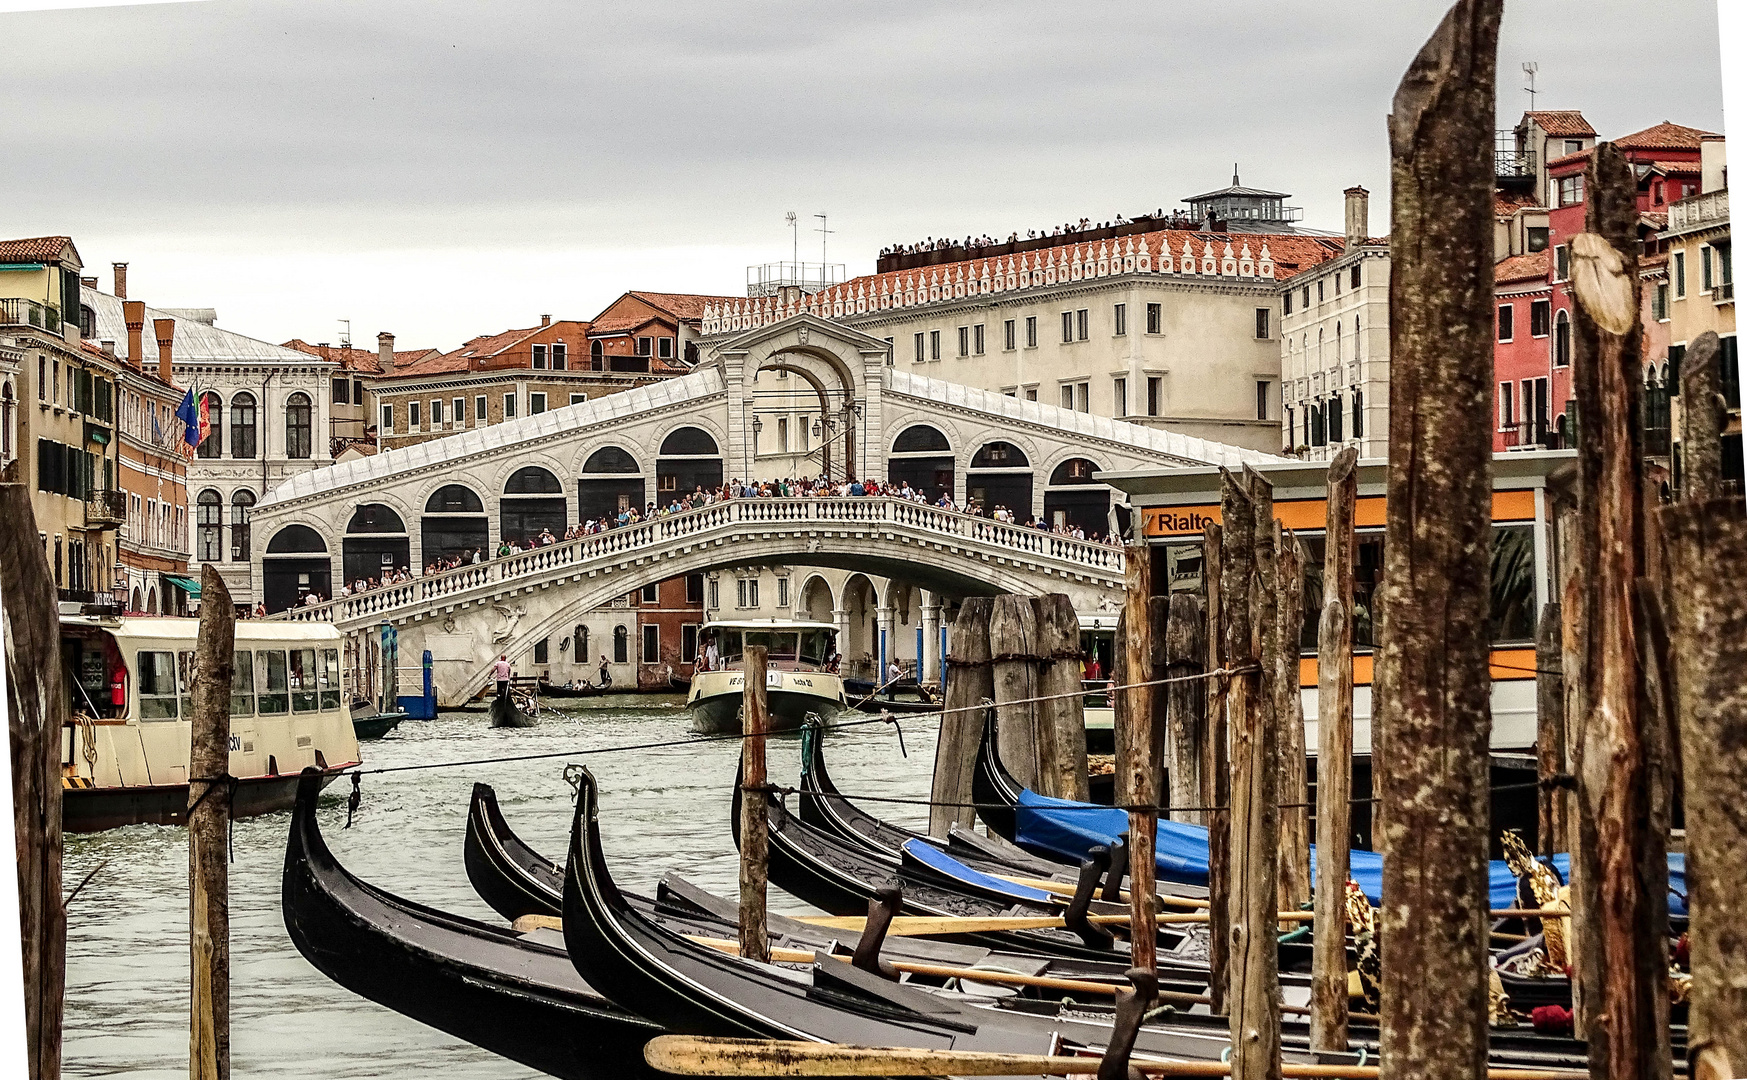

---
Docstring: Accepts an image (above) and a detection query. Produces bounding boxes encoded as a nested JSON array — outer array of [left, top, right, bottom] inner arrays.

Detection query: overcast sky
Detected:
[[0, 0, 1729, 350]]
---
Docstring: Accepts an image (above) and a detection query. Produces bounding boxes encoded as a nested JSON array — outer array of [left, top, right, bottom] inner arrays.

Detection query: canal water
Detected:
[[63, 696, 937, 1079]]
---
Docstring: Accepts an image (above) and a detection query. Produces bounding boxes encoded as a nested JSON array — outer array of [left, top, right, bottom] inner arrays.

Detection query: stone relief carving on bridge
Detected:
[[490, 604, 527, 644]]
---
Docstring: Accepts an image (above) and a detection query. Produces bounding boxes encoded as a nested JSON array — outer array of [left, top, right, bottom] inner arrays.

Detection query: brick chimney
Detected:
[[112, 262, 128, 300], [153, 317, 175, 384], [123, 301, 145, 368], [540, 314, 551, 328], [377, 331, 395, 374], [1344, 186, 1370, 250], [81, 276, 97, 289], [100, 340, 115, 357]]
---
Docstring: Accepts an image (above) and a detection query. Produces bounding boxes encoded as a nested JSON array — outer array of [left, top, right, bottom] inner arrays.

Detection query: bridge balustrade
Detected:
[[276, 496, 1125, 627]]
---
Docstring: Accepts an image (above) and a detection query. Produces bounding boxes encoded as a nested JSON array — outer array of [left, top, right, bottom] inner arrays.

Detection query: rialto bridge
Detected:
[[254, 314, 1279, 703]]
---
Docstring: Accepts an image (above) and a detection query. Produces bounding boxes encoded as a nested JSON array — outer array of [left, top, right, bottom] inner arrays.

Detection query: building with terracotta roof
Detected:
[[1, 237, 138, 610], [1658, 135, 1739, 486], [1277, 187, 1391, 461], [366, 315, 685, 453], [1492, 116, 1719, 454], [85, 264, 347, 609], [699, 179, 1350, 461], [586, 290, 738, 371]]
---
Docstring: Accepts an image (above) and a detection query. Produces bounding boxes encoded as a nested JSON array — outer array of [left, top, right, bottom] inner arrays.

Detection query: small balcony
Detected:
[[84, 489, 127, 529], [1667, 189, 1730, 235], [1494, 133, 1536, 184], [1499, 419, 1565, 451], [1715, 280, 1734, 305], [0, 297, 61, 332]]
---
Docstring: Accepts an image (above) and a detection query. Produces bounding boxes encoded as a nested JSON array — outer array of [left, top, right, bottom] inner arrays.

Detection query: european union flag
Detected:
[[175, 389, 200, 454]]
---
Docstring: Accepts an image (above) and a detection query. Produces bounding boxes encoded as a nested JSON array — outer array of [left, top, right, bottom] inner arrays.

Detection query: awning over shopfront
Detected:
[[165, 574, 202, 598]]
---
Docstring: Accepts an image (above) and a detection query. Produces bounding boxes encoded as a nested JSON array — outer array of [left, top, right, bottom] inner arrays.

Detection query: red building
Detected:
[[634, 572, 705, 689], [1493, 117, 1717, 452]]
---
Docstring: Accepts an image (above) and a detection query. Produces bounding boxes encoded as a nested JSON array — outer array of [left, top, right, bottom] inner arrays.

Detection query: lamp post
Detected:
[[111, 562, 128, 615]]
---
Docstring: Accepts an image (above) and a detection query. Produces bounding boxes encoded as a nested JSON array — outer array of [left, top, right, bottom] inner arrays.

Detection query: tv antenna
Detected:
[[814, 212, 834, 268], [785, 211, 798, 265], [338, 318, 351, 349], [1522, 62, 1538, 111]]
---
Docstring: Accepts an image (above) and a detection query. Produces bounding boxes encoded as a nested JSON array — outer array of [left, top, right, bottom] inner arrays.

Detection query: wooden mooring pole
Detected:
[[1034, 595, 1090, 803], [739, 645, 771, 964], [1569, 142, 1670, 1080], [991, 595, 1043, 793], [189, 564, 235, 1080], [1230, 466, 1281, 1080], [1311, 444, 1358, 1053], [0, 484, 65, 1080], [1275, 525, 1309, 913], [1534, 604, 1565, 856], [1201, 521, 1229, 1015], [1120, 541, 1158, 975], [930, 597, 994, 838], [1165, 593, 1204, 825], [1660, 496, 1747, 1079], [1375, 4, 1501, 1080]]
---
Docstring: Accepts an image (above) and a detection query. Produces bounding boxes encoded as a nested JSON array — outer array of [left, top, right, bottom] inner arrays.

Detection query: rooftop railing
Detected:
[[0, 297, 60, 332], [1667, 188, 1730, 234]]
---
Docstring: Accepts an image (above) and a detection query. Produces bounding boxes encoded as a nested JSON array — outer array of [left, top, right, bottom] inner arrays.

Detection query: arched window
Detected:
[[970, 441, 1029, 468], [266, 524, 326, 553], [590, 340, 603, 370], [346, 503, 407, 533], [196, 393, 223, 458], [285, 392, 313, 459], [504, 466, 563, 494], [1317, 327, 1324, 365], [582, 446, 639, 473], [425, 485, 484, 514], [659, 427, 719, 456], [613, 625, 629, 663], [230, 392, 257, 459], [230, 489, 255, 561], [196, 489, 222, 561], [1335, 322, 1342, 362], [892, 425, 950, 453], [1048, 458, 1101, 485], [1554, 310, 1571, 368]]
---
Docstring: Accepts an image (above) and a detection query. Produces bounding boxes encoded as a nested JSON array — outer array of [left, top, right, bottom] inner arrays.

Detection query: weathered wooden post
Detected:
[[1034, 594, 1090, 803], [1146, 595, 1172, 812], [930, 597, 994, 837], [1275, 526, 1309, 912], [1230, 465, 1281, 1080], [739, 645, 771, 964], [1374, 4, 1501, 1080], [1312, 444, 1358, 1053], [0, 485, 65, 1080], [1534, 604, 1566, 856], [1569, 142, 1671, 1080], [1201, 520, 1230, 1014], [1659, 498, 1747, 1080], [1119, 541, 1158, 974], [991, 595, 1044, 792], [1553, 483, 1593, 1040], [1678, 332, 1726, 502], [189, 564, 235, 1080], [1164, 593, 1204, 824]]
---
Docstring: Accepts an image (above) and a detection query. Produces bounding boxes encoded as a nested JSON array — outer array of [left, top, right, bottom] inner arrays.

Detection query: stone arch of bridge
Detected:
[[407, 527, 1103, 704], [795, 572, 835, 622], [755, 342, 864, 478]]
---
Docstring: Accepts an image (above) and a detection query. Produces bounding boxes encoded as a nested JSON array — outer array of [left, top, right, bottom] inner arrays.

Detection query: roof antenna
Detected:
[[1522, 62, 1538, 111], [1232, 163, 1240, 186]]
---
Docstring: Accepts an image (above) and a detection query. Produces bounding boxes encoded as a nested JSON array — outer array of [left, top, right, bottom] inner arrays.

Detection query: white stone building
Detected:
[[701, 183, 1356, 455], [87, 279, 343, 608], [1276, 187, 1391, 461]]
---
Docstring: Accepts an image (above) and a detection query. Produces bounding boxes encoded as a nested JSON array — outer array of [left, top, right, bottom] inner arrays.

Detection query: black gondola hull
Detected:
[[282, 770, 661, 1080]]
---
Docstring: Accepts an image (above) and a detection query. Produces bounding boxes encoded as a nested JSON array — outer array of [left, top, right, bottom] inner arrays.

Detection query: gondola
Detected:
[[351, 711, 405, 740], [461, 781, 1044, 970], [536, 682, 603, 699], [490, 692, 538, 728], [280, 769, 664, 1080], [562, 766, 1601, 1074]]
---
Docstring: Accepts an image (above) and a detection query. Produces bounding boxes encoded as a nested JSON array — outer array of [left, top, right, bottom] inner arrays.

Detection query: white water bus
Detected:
[[59, 616, 361, 832], [686, 619, 847, 734]]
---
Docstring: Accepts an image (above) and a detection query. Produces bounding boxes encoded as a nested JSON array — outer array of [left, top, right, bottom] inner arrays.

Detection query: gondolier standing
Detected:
[[493, 654, 512, 700], [598, 654, 612, 689]]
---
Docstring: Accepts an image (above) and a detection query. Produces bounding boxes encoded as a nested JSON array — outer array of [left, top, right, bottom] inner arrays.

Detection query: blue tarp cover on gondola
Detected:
[[900, 839, 1056, 903], [1013, 789, 1686, 915]]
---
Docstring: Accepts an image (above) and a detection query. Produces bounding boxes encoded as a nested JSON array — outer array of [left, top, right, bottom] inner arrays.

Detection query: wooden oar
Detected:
[[514, 910, 1319, 939], [997, 874, 1210, 909], [643, 1035, 1589, 1078]]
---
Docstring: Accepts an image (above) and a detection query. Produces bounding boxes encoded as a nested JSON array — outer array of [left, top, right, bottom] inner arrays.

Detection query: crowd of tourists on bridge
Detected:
[[299, 473, 1117, 608]]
